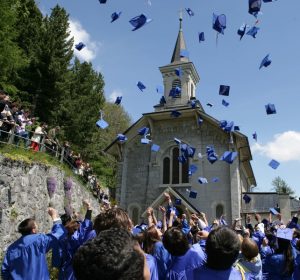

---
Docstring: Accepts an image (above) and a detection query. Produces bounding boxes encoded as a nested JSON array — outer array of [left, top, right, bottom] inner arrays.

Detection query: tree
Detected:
[[271, 176, 295, 195]]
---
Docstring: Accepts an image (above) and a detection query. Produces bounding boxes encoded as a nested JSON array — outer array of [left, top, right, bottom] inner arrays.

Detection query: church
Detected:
[[105, 17, 259, 225]]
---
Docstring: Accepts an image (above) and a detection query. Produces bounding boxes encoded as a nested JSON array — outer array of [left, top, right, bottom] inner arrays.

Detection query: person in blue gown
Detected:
[[1, 208, 65, 280]]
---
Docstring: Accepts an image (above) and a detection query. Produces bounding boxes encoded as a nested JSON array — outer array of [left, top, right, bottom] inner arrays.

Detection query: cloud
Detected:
[[251, 131, 300, 161], [69, 19, 100, 62], [108, 90, 123, 102]]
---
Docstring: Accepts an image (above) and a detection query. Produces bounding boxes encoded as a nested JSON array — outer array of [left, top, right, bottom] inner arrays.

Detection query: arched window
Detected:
[[171, 79, 182, 98], [216, 204, 224, 219], [132, 207, 139, 226], [172, 147, 180, 184], [163, 157, 170, 184]]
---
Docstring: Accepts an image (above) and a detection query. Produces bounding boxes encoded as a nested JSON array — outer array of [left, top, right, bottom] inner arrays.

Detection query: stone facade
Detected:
[[0, 155, 99, 253]]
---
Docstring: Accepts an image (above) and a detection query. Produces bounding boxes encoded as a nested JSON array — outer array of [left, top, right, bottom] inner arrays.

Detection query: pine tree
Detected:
[[271, 176, 295, 195]]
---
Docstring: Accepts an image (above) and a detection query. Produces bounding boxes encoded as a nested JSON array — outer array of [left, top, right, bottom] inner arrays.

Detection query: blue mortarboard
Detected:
[[159, 96, 166, 105], [259, 54, 272, 69], [115, 96, 122, 105], [252, 132, 257, 141], [191, 100, 196, 108], [175, 198, 182, 205], [248, 0, 262, 17], [198, 32, 205, 42], [219, 85, 230, 96], [171, 110, 181, 118], [111, 12, 121, 23], [234, 126, 240, 131], [265, 103, 276, 115], [138, 127, 149, 136], [237, 23, 248, 40], [141, 136, 151, 144], [175, 67, 183, 77], [198, 117, 203, 125], [247, 26, 260, 38], [156, 85, 164, 94], [220, 120, 234, 132], [137, 81, 146, 92], [198, 177, 208, 184], [211, 177, 219, 183], [206, 103, 213, 107], [263, 0, 276, 2], [212, 13, 226, 34], [151, 144, 160, 152], [180, 49, 189, 58], [185, 8, 194, 17], [117, 134, 127, 143], [189, 190, 198, 199], [96, 119, 109, 129], [243, 194, 251, 204], [75, 42, 85, 51], [181, 144, 196, 158], [206, 145, 218, 164], [169, 86, 181, 98], [188, 164, 197, 176], [269, 159, 280, 169], [221, 151, 238, 164], [129, 14, 152, 31], [174, 138, 181, 144], [270, 207, 279, 215], [99, 0, 107, 3], [178, 155, 187, 164], [222, 99, 229, 107]]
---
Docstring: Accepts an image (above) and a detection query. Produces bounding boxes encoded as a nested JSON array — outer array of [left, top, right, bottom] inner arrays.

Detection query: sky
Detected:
[[37, 0, 300, 197]]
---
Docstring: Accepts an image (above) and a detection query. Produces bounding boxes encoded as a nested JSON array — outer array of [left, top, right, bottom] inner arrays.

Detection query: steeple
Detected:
[[170, 13, 189, 63]]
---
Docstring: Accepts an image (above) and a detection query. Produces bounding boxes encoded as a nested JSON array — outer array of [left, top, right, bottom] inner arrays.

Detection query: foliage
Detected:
[[271, 176, 295, 195]]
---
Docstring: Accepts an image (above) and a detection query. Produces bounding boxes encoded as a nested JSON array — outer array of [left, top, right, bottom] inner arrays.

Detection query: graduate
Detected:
[[1, 208, 65, 280]]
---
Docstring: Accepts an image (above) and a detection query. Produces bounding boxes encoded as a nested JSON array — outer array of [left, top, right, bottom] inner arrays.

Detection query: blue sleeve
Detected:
[[42, 223, 67, 253], [260, 246, 273, 259], [1, 253, 10, 280], [76, 219, 93, 244]]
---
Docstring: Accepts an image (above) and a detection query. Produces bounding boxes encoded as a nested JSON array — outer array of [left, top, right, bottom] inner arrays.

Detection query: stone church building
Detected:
[[105, 19, 299, 225]]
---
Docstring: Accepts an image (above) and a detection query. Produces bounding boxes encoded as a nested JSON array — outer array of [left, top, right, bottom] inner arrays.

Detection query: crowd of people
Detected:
[[0, 90, 107, 203], [1, 192, 300, 280]]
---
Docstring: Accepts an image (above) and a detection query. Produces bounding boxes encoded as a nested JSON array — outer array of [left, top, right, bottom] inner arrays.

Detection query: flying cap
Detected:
[[259, 54, 272, 69], [219, 85, 230, 96], [243, 194, 251, 204], [269, 159, 280, 169], [237, 23, 247, 40], [247, 26, 260, 38], [75, 42, 85, 51], [212, 13, 226, 34], [169, 87, 181, 98], [188, 164, 197, 176], [137, 81, 146, 92], [198, 177, 208, 184], [96, 119, 109, 129], [175, 67, 183, 77], [138, 127, 150, 136], [141, 136, 151, 144], [111, 12, 121, 23], [211, 177, 220, 183], [175, 198, 182, 205], [191, 100, 196, 108], [206, 103, 213, 107], [181, 144, 196, 158], [248, 0, 262, 17], [174, 137, 181, 144], [265, 103, 276, 115], [198, 32, 205, 42], [99, 0, 107, 3], [189, 190, 198, 199], [206, 145, 218, 164], [186, 8, 194, 17], [222, 99, 229, 107], [178, 155, 187, 164], [171, 110, 181, 118], [115, 96, 122, 105], [234, 126, 240, 131], [129, 14, 152, 31], [220, 151, 238, 164], [117, 134, 127, 143], [151, 144, 160, 152], [269, 207, 279, 215], [252, 132, 257, 141], [220, 120, 234, 132], [159, 96, 166, 105]]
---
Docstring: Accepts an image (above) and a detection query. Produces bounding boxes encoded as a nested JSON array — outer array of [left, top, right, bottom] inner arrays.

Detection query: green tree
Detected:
[[271, 176, 295, 195]]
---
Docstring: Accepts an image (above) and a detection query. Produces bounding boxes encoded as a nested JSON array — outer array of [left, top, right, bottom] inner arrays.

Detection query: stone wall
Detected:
[[0, 155, 99, 253]]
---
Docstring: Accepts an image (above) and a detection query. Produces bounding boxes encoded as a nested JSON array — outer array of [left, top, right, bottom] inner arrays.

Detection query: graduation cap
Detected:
[[222, 99, 229, 107], [219, 85, 230, 96], [96, 119, 109, 129], [206, 145, 218, 164], [243, 194, 251, 204], [99, 0, 107, 3], [269, 207, 279, 215], [115, 96, 122, 105], [156, 85, 164, 94], [175, 67, 183, 77], [259, 54, 272, 69], [174, 137, 181, 144], [269, 159, 280, 169], [137, 81, 146, 92], [171, 110, 181, 118], [247, 26, 260, 38], [220, 120, 234, 132], [212, 13, 226, 34], [181, 144, 196, 158], [211, 177, 220, 183], [189, 190, 198, 199], [117, 134, 127, 143], [75, 42, 85, 51], [180, 49, 189, 58], [159, 96, 166, 105], [252, 132, 257, 141], [237, 23, 248, 40], [185, 8, 194, 17], [263, 0, 277, 2], [129, 14, 152, 31], [175, 198, 182, 205], [169, 87, 181, 98], [151, 144, 160, 152], [248, 0, 262, 17], [198, 177, 208, 184], [276, 228, 294, 241], [265, 103, 276, 115], [188, 164, 197, 176], [198, 117, 203, 125], [141, 136, 151, 144], [111, 12, 121, 23], [234, 126, 240, 131], [206, 103, 213, 107], [198, 32, 205, 42], [138, 127, 149, 136], [178, 155, 187, 164], [220, 151, 238, 164], [191, 100, 196, 108]]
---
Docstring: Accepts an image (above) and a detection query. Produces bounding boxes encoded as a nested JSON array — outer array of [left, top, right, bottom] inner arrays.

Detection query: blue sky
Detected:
[[38, 0, 300, 197]]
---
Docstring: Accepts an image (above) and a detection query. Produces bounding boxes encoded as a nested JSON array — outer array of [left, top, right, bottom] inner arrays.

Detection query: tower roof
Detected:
[[170, 15, 189, 63]]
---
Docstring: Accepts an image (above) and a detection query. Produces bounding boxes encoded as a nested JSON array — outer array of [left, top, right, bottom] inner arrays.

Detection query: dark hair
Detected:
[[18, 218, 36, 235], [162, 227, 190, 256], [241, 237, 259, 260], [206, 227, 240, 270], [60, 214, 72, 226], [93, 208, 132, 235], [276, 238, 294, 276], [143, 225, 161, 254], [73, 228, 144, 280]]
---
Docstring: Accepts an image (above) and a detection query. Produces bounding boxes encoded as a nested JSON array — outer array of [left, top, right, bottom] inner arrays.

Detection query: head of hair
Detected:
[[142, 225, 161, 254], [241, 237, 259, 260], [18, 218, 36, 235], [162, 227, 190, 256], [93, 208, 132, 235], [276, 237, 294, 276], [60, 214, 72, 226], [206, 227, 241, 270], [73, 228, 144, 280]]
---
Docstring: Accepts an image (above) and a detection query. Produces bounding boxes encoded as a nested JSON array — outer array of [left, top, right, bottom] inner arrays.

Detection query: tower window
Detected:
[[163, 157, 170, 184], [171, 79, 182, 98], [216, 204, 224, 219]]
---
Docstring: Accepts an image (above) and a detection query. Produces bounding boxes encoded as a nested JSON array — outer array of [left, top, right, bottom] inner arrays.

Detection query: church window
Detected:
[[216, 204, 224, 219], [172, 148, 180, 184], [163, 157, 170, 184]]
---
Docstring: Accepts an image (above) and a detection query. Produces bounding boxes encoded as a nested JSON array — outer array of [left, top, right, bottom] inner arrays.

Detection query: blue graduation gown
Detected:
[[167, 243, 206, 280], [146, 253, 159, 280], [1, 222, 66, 280], [192, 265, 244, 280], [153, 241, 171, 280]]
